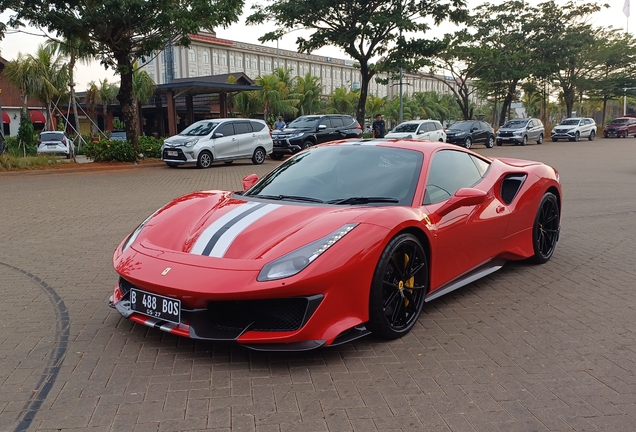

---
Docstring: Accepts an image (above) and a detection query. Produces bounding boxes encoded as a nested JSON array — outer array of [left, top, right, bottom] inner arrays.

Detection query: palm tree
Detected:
[[84, 81, 99, 134], [292, 73, 323, 116], [326, 87, 358, 116], [384, 96, 414, 126], [365, 96, 386, 124], [254, 73, 299, 124], [98, 79, 119, 131], [47, 36, 93, 148], [28, 44, 69, 131], [132, 62, 156, 136], [234, 91, 260, 118], [3, 53, 34, 108]]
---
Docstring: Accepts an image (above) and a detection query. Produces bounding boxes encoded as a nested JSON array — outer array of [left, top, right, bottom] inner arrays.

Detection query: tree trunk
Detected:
[[116, 56, 139, 152], [355, 63, 373, 128], [69, 53, 80, 158], [498, 81, 518, 127], [601, 96, 608, 127], [564, 87, 575, 118]]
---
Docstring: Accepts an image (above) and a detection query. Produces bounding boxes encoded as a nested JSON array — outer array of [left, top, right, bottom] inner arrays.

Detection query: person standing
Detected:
[[274, 116, 287, 131], [372, 114, 385, 138]]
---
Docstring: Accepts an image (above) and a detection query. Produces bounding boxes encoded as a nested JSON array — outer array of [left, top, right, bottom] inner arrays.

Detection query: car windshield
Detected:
[[502, 120, 528, 128], [244, 145, 423, 206], [40, 132, 64, 141], [179, 122, 218, 136], [447, 122, 472, 131], [560, 119, 580, 126], [392, 123, 419, 133], [611, 119, 629, 124], [288, 117, 320, 128]]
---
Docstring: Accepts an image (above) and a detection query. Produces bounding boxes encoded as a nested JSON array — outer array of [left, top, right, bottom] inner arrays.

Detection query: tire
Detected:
[[486, 136, 494, 148], [196, 150, 213, 169], [573, 131, 580, 142], [224, 160, 234, 165], [521, 135, 528, 146], [496, 140, 503, 146], [301, 140, 312, 150], [165, 162, 179, 168], [529, 192, 560, 264], [588, 130, 595, 141], [537, 134, 543, 145], [552, 138, 558, 142], [270, 153, 284, 160], [464, 137, 472, 149], [623, 131, 628, 138], [251, 147, 266, 165], [367, 233, 428, 339], [66, 153, 71, 159]]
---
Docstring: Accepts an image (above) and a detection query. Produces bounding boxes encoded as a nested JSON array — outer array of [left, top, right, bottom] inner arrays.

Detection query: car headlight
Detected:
[[257, 223, 358, 281], [121, 211, 159, 252], [513, 131, 522, 135], [184, 139, 199, 148], [288, 133, 304, 139]]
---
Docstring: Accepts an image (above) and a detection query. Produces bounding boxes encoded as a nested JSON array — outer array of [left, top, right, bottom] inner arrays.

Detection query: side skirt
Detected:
[[425, 259, 506, 303]]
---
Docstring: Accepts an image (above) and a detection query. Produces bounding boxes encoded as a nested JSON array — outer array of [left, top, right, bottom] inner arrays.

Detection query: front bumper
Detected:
[[551, 130, 577, 139], [272, 138, 302, 154], [496, 136, 523, 144], [604, 129, 627, 137], [162, 147, 197, 164]]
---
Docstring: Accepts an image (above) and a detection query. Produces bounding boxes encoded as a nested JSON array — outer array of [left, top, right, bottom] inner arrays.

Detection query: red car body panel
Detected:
[[110, 140, 561, 349]]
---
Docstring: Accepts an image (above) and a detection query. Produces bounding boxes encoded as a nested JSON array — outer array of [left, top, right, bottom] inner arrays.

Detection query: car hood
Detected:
[[128, 191, 385, 265], [164, 135, 202, 146], [273, 127, 312, 135], [497, 127, 524, 133], [555, 125, 577, 129]]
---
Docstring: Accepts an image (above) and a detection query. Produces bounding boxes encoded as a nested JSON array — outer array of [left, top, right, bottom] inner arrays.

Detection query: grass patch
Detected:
[[0, 154, 69, 171]]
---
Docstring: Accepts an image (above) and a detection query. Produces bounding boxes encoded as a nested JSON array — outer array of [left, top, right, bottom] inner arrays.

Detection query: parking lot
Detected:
[[1, 137, 636, 432]]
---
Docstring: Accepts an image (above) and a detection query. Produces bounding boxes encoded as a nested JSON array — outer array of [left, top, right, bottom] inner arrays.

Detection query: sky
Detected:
[[0, 0, 630, 90]]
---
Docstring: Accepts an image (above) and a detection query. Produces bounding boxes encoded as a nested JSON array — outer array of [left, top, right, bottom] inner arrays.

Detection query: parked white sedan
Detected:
[[385, 120, 446, 142]]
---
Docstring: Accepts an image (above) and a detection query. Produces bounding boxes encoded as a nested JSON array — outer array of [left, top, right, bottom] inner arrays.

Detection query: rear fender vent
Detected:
[[500, 174, 527, 205]]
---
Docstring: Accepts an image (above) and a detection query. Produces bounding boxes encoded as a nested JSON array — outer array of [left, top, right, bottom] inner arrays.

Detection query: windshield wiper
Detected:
[[254, 194, 325, 203], [326, 196, 400, 205]]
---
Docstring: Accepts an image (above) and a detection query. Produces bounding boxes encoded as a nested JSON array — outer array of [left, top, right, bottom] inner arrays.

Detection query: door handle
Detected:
[[496, 206, 506, 214]]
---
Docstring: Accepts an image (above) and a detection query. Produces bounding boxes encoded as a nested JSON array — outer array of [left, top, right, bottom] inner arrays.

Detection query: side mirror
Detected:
[[213, 132, 224, 138], [318, 124, 327, 131], [417, 130, 425, 134], [242, 174, 259, 191], [436, 188, 487, 217]]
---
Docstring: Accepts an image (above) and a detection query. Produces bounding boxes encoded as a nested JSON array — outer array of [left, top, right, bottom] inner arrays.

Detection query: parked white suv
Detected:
[[385, 120, 446, 142], [551, 117, 597, 142], [161, 119, 273, 168], [37, 131, 71, 158]]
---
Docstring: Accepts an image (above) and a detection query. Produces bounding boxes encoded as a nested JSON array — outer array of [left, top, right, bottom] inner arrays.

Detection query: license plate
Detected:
[[130, 288, 180, 324], [47, 145, 56, 148], [167, 151, 178, 157], [502, 138, 510, 141]]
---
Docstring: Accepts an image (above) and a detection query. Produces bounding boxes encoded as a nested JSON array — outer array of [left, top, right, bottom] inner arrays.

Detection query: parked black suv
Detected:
[[271, 115, 362, 159], [445, 120, 495, 149]]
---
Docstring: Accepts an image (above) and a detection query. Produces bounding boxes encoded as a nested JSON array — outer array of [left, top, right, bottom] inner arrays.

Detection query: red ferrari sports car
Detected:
[[109, 139, 561, 350]]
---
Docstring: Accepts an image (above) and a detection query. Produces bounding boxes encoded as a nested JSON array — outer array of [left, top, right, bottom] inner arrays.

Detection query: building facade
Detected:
[[141, 31, 473, 103]]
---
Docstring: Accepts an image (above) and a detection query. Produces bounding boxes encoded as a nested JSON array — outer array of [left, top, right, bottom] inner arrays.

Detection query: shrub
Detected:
[[5, 135, 36, 157], [138, 136, 164, 158], [83, 139, 137, 162], [0, 154, 62, 171]]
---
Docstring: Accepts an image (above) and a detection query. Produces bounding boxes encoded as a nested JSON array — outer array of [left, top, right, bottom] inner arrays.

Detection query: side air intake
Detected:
[[500, 174, 527, 205]]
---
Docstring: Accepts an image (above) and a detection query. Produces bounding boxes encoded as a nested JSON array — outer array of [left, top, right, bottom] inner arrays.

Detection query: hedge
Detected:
[[82, 136, 164, 162]]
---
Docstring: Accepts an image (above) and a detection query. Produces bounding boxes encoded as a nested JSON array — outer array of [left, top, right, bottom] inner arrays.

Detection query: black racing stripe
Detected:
[[201, 203, 267, 256]]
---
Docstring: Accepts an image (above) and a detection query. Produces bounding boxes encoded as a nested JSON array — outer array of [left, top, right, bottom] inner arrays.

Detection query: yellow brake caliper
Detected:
[[403, 253, 415, 306]]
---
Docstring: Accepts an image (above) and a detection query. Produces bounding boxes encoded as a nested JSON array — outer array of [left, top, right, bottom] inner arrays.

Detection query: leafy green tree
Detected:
[[326, 88, 358, 116], [247, 0, 466, 128], [365, 96, 386, 123], [233, 91, 260, 118], [84, 82, 99, 134], [28, 44, 69, 131], [3, 53, 34, 108], [292, 73, 323, 116], [97, 79, 119, 130], [17, 107, 35, 157], [2, 0, 244, 152]]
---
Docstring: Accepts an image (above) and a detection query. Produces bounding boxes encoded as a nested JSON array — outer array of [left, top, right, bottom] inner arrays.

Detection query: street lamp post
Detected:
[[623, 87, 636, 115]]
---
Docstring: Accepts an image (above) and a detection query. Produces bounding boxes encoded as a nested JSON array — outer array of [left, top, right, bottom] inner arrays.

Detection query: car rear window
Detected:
[[40, 132, 64, 141]]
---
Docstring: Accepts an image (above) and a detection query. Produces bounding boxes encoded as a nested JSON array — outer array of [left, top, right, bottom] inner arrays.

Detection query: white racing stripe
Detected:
[[208, 204, 281, 257], [190, 202, 261, 255]]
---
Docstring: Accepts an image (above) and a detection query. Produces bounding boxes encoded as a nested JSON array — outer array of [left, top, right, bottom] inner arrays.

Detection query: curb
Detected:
[[0, 161, 166, 176]]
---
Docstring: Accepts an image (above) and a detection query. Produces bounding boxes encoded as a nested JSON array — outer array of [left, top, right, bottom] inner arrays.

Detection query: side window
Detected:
[[425, 122, 436, 132], [424, 150, 484, 205], [528, 120, 534, 128], [344, 116, 356, 128], [250, 121, 266, 132], [480, 121, 490, 130], [234, 121, 252, 135], [331, 117, 344, 128], [470, 155, 490, 177], [215, 123, 235, 137], [320, 118, 332, 128], [434, 122, 443, 130]]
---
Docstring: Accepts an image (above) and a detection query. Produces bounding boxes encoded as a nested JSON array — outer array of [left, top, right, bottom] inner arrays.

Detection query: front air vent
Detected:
[[501, 174, 527, 205]]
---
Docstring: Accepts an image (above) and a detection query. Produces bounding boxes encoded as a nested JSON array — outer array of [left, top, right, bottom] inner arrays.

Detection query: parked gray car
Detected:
[[496, 118, 545, 146]]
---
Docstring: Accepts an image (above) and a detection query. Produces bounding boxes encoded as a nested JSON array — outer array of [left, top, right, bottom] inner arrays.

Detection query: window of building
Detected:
[[230, 53, 235, 67], [189, 49, 196, 62], [213, 51, 219, 65], [221, 52, 227, 66], [203, 51, 209, 64]]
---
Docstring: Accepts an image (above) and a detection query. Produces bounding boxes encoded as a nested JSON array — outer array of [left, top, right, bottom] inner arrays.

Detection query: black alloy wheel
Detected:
[[270, 154, 284, 160], [368, 233, 428, 339], [530, 192, 560, 264], [301, 140, 312, 150], [196, 151, 213, 169], [464, 136, 472, 149]]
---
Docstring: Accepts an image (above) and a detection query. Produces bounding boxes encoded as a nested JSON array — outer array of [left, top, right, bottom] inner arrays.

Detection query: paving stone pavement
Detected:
[[0, 138, 635, 432]]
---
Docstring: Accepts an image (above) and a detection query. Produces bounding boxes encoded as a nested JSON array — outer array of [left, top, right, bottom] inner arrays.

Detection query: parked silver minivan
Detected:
[[496, 118, 545, 146], [161, 119, 273, 168]]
